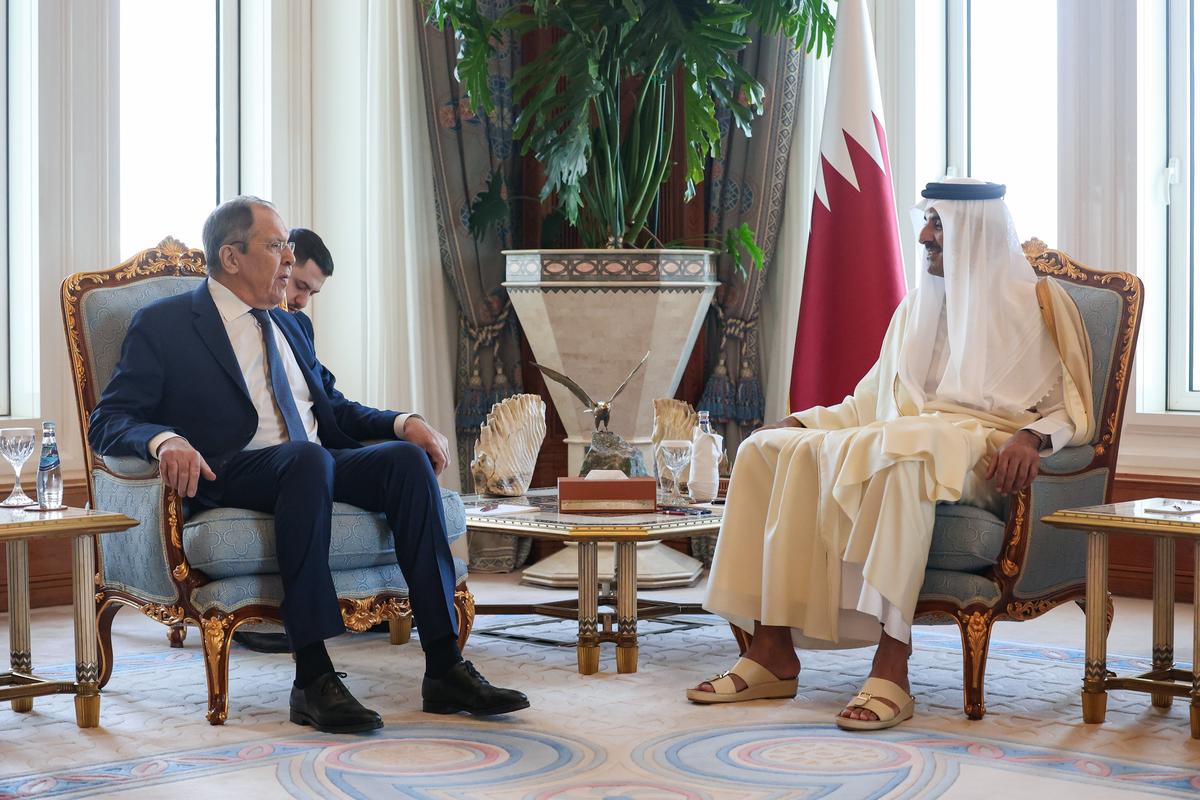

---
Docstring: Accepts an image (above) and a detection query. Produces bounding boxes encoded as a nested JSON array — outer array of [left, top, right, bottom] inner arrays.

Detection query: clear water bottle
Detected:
[[697, 410, 714, 435], [36, 422, 63, 509]]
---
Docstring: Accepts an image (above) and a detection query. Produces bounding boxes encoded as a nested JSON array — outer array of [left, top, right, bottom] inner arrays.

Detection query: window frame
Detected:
[[0, 0, 9, 416], [1166, 0, 1198, 410]]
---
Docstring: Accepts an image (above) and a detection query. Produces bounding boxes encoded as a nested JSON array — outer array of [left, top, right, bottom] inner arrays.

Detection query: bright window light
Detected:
[[119, 0, 218, 259], [1191, 0, 1200, 392], [968, 0, 1057, 245]]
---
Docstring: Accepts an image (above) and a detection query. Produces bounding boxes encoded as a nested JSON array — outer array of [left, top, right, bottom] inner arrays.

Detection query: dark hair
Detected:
[[201, 195, 274, 273], [287, 228, 335, 276]]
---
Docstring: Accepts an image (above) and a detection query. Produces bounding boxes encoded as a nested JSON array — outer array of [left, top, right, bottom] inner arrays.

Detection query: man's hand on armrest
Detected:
[[986, 430, 1043, 496], [157, 437, 215, 498], [752, 416, 805, 435], [401, 416, 450, 476]]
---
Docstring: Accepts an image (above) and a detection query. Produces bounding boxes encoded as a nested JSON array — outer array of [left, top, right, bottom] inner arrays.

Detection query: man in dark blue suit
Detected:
[[90, 196, 528, 733]]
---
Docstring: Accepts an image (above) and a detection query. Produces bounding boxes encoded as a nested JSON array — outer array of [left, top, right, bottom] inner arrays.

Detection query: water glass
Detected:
[[657, 439, 693, 506], [0, 428, 36, 507]]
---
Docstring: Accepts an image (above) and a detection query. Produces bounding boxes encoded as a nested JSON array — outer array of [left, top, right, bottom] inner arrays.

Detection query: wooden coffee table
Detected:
[[463, 488, 721, 675], [1042, 497, 1200, 738], [2, 507, 137, 727]]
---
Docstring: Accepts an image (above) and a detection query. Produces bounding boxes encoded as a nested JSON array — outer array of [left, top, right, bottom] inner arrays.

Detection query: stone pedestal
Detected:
[[505, 248, 716, 587], [520, 541, 703, 589]]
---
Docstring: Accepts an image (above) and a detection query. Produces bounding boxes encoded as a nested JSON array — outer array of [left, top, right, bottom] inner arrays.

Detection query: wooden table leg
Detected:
[[6, 539, 32, 713], [576, 542, 599, 675], [1152, 535, 1176, 708], [1192, 541, 1200, 739], [615, 541, 638, 674], [72, 534, 100, 728], [1082, 531, 1109, 724]]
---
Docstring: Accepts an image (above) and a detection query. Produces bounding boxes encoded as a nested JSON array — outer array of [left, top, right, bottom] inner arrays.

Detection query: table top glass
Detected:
[[461, 487, 723, 541], [1042, 497, 1200, 538]]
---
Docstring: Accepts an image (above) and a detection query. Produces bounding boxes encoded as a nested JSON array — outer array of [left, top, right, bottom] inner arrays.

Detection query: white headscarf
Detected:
[[898, 178, 1061, 416]]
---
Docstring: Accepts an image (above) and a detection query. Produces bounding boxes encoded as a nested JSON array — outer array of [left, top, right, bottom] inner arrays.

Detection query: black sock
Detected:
[[294, 641, 334, 688], [423, 636, 463, 679]]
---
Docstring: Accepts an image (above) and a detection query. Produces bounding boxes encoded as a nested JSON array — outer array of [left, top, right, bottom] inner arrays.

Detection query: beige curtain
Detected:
[[310, 1, 460, 487]]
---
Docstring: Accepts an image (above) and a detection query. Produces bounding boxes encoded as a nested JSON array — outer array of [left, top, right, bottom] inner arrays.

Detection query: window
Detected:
[[1166, 0, 1200, 410], [944, 0, 1058, 244], [119, 0, 221, 257]]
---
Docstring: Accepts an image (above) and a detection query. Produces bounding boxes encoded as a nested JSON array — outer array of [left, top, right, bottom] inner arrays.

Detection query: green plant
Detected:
[[427, 0, 835, 270]]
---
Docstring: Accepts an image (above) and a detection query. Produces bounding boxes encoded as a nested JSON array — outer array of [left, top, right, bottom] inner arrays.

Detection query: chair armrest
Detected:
[[102, 454, 159, 480], [1039, 445, 1094, 475]]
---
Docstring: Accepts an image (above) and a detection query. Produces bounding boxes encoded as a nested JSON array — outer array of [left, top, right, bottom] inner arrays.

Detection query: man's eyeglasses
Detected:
[[225, 239, 296, 256]]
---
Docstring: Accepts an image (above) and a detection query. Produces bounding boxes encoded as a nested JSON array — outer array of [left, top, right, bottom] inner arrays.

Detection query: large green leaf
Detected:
[[467, 169, 509, 242]]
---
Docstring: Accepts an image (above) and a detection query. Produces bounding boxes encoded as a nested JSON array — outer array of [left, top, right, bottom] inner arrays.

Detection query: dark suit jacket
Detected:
[[89, 283, 401, 472]]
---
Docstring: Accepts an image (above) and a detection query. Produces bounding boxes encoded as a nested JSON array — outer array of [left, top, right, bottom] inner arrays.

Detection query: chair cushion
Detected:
[[927, 503, 1006, 573], [183, 489, 467, 580]]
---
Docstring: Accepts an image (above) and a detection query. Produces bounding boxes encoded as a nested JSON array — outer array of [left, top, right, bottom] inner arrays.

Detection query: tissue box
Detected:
[[558, 476, 657, 514]]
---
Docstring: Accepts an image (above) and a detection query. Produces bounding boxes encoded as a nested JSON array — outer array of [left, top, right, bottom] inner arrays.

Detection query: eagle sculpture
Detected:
[[531, 351, 650, 431]]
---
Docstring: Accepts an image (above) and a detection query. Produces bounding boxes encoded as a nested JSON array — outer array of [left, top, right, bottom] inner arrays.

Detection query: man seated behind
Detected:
[[90, 196, 528, 733], [286, 227, 331, 314], [687, 178, 1093, 731]]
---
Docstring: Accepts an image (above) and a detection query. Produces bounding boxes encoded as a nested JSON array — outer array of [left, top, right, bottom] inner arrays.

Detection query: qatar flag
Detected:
[[789, 0, 907, 412]]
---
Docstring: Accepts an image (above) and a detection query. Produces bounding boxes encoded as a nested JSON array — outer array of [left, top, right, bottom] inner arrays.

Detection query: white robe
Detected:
[[703, 286, 1092, 647]]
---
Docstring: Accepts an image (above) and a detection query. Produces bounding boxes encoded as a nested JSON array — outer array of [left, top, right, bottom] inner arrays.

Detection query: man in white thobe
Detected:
[[688, 179, 1094, 730]]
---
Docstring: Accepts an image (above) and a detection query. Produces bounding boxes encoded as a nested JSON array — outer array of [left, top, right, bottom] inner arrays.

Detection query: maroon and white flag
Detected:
[[789, 0, 907, 412]]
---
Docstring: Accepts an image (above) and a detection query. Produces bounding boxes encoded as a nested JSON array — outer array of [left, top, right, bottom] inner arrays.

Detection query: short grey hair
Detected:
[[202, 195, 275, 274]]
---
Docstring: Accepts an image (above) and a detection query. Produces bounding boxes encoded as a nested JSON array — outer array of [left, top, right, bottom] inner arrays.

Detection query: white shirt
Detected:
[[924, 302, 1074, 454], [207, 278, 321, 449], [148, 278, 413, 458]]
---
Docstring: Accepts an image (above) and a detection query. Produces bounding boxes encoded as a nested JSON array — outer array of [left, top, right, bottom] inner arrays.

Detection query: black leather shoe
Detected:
[[422, 660, 530, 716], [289, 671, 384, 733], [234, 631, 292, 653]]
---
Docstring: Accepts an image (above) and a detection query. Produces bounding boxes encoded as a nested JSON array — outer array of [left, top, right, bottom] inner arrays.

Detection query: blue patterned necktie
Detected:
[[249, 308, 307, 442]]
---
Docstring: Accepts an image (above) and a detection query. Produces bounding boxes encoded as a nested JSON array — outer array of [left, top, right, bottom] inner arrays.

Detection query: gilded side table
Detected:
[[463, 489, 721, 674], [1042, 498, 1200, 738], [1, 507, 137, 727]]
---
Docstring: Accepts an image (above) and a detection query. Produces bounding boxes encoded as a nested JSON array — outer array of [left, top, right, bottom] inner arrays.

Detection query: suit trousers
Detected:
[[193, 440, 459, 652]]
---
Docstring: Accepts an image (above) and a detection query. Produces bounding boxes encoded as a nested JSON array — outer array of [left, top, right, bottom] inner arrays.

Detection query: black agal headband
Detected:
[[921, 182, 1006, 200]]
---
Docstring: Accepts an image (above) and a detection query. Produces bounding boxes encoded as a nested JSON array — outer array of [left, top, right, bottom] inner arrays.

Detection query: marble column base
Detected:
[[520, 541, 702, 589]]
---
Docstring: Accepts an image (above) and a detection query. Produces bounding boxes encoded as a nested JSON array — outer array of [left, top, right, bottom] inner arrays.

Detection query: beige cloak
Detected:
[[703, 278, 1093, 646]]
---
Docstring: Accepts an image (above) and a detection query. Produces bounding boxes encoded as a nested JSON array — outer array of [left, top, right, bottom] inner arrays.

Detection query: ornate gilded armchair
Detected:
[[733, 241, 1142, 720], [61, 238, 476, 725], [913, 240, 1142, 719]]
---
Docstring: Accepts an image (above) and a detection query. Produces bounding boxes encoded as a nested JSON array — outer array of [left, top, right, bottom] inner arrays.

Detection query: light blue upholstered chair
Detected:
[[62, 238, 476, 725], [914, 239, 1142, 719]]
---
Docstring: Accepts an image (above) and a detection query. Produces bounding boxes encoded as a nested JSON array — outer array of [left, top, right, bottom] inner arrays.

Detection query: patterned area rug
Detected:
[[1, 609, 1197, 799]]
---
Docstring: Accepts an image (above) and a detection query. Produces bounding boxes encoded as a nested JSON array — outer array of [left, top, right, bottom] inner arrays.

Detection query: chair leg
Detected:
[[167, 623, 187, 648], [97, 602, 121, 688], [956, 610, 995, 720], [455, 585, 476, 652], [389, 613, 412, 645], [199, 613, 235, 726], [730, 624, 752, 655]]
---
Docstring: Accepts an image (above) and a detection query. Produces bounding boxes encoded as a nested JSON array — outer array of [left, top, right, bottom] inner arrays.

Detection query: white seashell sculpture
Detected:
[[652, 398, 697, 485], [471, 393, 547, 496]]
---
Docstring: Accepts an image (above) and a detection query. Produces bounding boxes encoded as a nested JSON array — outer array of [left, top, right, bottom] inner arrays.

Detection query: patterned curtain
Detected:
[[700, 33, 805, 455], [417, 3, 530, 572]]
